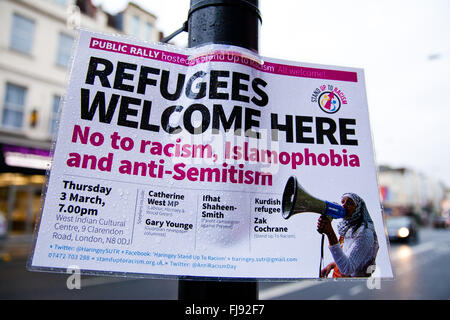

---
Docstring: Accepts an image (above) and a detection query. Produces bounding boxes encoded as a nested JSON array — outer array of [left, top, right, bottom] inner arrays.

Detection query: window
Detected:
[[56, 33, 74, 67], [10, 13, 35, 55], [131, 15, 140, 38], [50, 95, 61, 136], [145, 22, 153, 41], [2, 83, 27, 129]]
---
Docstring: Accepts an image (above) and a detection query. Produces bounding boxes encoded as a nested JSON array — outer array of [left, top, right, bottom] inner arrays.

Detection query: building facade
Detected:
[[0, 0, 161, 235]]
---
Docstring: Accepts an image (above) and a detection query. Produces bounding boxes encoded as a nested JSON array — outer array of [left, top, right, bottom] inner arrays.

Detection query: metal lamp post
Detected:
[[177, 0, 262, 300]]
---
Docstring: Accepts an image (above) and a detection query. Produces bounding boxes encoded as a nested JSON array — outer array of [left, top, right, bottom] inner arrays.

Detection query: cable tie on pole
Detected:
[[161, 21, 188, 43]]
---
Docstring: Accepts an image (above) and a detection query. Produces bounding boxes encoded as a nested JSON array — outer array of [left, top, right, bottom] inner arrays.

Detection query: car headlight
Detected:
[[398, 227, 410, 238]]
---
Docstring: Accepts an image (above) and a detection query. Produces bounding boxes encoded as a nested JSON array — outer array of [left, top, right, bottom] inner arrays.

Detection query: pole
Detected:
[[178, 0, 261, 300], [187, 0, 261, 52]]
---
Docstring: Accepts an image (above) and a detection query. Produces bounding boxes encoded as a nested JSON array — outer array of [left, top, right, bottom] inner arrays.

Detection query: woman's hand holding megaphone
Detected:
[[317, 215, 339, 246], [317, 215, 333, 234]]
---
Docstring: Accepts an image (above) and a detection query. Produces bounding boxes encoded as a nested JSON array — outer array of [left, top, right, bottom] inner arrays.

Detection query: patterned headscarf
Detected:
[[337, 193, 375, 237]]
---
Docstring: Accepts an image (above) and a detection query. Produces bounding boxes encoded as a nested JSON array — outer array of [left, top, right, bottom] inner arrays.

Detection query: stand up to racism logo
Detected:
[[311, 84, 348, 114]]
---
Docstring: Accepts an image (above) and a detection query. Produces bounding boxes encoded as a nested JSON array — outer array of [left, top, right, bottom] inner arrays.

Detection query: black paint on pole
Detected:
[[178, 0, 261, 301], [187, 0, 261, 52]]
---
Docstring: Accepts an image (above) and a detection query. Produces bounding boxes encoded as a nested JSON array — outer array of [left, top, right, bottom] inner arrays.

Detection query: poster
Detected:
[[29, 30, 393, 279]]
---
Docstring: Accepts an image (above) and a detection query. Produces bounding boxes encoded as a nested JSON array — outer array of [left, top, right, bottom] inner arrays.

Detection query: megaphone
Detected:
[[281, 176, 346, 220]]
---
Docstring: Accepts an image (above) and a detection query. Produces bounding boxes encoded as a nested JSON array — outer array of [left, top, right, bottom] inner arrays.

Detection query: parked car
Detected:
[[386, 216, 419, 243], [431, 216, 449, 229]]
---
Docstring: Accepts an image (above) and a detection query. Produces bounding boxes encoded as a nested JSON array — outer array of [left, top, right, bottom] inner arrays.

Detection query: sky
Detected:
[[92, 0, 450, 187]]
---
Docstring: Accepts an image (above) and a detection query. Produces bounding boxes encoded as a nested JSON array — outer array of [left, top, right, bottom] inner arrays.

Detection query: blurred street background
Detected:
[[0, 0, 449, 300], [1, 227, 449, 299]]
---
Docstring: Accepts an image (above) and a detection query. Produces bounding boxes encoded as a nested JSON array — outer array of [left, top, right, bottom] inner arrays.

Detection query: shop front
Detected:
[[0, 143, 51, 236]]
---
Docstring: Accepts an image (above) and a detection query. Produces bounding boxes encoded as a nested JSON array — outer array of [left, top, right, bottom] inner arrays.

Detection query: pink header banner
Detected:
[[89, 37, 358, 83]]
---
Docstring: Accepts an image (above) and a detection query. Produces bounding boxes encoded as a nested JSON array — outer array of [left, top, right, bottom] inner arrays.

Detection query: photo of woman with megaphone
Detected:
[[317, 193, 379, 278]]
